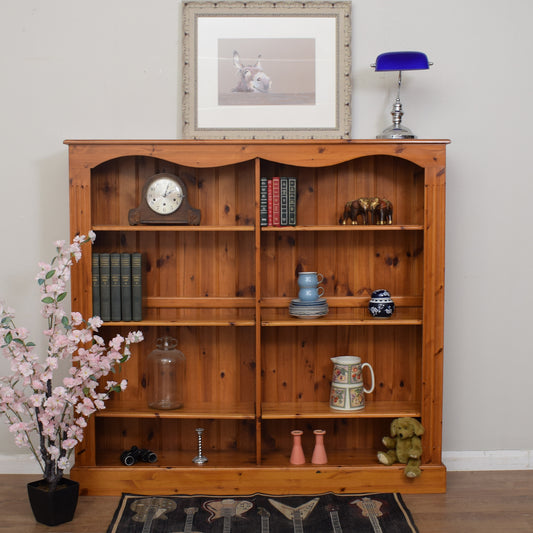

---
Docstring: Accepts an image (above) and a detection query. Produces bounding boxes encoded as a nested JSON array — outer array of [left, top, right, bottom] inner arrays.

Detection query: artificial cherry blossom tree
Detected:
[[0, 233, 143, 489]]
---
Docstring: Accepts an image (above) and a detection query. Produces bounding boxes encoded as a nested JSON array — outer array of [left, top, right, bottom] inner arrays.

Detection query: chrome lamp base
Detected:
[[377, 124, 416, 139], [377, 96, 416, 139]]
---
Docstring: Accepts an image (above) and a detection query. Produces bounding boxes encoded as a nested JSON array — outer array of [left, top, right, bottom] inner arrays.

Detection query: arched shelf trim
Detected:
[[65, 139, 449, 171]]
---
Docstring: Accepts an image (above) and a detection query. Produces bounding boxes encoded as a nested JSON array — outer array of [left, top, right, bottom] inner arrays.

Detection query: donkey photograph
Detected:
[[232, 51, 272, 93], [218, 38, 316, 106]]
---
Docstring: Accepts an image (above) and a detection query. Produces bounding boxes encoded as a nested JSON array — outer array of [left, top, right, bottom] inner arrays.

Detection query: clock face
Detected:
[[146, 177, 184, 215]]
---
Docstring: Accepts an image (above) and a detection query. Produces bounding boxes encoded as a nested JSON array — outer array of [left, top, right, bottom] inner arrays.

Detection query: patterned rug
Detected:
[[106, 491, 418, 532]]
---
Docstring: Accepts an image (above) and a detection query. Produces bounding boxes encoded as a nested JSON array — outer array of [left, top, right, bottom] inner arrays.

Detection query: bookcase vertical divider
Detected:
[[255, 157, 263, 465]]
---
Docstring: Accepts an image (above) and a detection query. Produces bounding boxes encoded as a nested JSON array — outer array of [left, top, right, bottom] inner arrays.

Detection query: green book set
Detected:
[[92, 252, 142, 322]]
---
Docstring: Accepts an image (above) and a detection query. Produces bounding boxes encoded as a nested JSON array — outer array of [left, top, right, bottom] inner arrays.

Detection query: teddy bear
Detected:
[[377, 417, 424, 478]]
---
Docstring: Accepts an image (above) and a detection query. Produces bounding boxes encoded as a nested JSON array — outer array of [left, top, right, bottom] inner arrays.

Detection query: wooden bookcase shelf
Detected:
[[93, 225, 255, 232], [261, 401, 421, 419], [67, 139, 447, 494], [97, 401, 256, 419], [261, 224, 424, 231]]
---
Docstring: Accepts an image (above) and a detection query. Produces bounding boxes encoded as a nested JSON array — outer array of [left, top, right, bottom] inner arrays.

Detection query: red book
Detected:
[[267, 178, 273, 226], [272, 177, 281, 227]]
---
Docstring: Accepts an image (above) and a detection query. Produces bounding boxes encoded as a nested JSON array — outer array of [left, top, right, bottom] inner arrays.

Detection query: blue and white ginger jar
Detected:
[[368, 289, 395, 318]]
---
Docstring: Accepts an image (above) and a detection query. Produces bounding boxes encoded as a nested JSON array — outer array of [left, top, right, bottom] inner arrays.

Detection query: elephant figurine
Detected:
[[340, 197, 393, 225], [340, 199, 367, 225], [372, 198, 393, 225]]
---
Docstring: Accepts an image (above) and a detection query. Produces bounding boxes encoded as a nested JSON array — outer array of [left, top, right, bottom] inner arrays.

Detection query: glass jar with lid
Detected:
[[146, 336, 185, 409]]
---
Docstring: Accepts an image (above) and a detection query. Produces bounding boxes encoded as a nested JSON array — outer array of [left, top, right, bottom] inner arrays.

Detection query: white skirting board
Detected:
[[0, 452, 531, 474], [442, 450, 533, 471], [0, 455, 72, 475], [0, 454, 42, 474]]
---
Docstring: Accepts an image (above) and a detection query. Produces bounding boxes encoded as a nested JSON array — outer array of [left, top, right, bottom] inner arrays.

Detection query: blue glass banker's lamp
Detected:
[[371, 51, 432, 139]]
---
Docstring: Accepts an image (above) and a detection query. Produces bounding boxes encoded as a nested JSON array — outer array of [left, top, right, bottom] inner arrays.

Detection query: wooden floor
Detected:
[[0, 471, 531, 532]]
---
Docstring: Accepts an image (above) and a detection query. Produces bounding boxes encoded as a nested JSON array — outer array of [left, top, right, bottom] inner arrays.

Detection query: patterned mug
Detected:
[[298, 272, 324, 288], [298, 286, 325, 301]]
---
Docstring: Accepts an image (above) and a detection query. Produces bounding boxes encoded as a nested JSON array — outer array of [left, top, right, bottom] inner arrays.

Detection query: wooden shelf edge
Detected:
[[262, 401, 421, 419], [96, 401, 419, 420], [92, 225, 255, 232], [262, 224, 423, 232], [70, 464, 447, 495], [261, 318, 422, 326], [104, 317, 420, 327], [101, 319, 256, 327], [97, 402, 256, 420], [93, 224, 422, 232]]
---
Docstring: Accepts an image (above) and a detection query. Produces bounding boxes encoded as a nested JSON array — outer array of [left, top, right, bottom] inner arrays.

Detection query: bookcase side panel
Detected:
[[421, 164, 446, 464]]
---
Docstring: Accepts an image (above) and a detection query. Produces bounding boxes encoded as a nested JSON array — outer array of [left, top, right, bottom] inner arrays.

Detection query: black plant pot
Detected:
[[27, 477, 79, 526]]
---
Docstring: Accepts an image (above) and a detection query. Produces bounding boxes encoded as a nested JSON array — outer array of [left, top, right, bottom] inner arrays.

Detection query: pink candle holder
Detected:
[[311, 429, 328, 464], [290, 430, 306, 465]]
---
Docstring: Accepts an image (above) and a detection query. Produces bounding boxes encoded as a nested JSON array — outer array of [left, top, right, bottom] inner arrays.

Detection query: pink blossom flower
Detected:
[[108, 335, 125, 351], [70, 312, 83, 326], [62, 439, 77, 450], [46, 445, 60, 460], [18, 362, 34, 377], [14, 434, 29, 447], [94, 399, 105, 410], [76, 398, 95, 416], [29, 394, 45, 407], [88, 317, 103, 330], [63, 376, 80, 388], [46, 357, 59, 370]]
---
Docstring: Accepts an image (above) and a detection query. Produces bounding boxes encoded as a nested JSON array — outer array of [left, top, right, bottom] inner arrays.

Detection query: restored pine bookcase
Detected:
[[66, 139, 448, 495]]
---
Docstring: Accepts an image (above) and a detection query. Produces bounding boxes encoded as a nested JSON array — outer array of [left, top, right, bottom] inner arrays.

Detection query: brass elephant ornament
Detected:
[[339, 197, 393, 225]]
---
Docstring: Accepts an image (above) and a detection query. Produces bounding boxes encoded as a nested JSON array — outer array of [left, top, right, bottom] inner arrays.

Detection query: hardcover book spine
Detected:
[[280, 177, 288, 226], [260, 177, 268, 226], [288, 177, 297, 226], [120, 253, 132, 322], [92, 253, 100, 318], [131, 253, 143, 322], [99, 253, 111, 322], [272, 177, 281, 227], [267, 178, 273, 226], [110, 253, 122, 322]]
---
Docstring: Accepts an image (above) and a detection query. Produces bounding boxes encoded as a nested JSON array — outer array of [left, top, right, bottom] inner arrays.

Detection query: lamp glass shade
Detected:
[[374, 51, 430, 71]]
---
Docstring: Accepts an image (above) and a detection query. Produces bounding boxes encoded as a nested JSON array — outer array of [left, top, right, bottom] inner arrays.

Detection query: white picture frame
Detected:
[[182, 1, 352, 139]]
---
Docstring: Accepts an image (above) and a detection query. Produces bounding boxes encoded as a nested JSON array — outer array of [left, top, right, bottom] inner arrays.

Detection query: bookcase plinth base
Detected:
[[70, 464, 446, 496]]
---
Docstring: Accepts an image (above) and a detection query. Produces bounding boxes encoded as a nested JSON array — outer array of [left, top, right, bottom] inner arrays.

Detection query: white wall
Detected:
[[0, 0, 531, 471]]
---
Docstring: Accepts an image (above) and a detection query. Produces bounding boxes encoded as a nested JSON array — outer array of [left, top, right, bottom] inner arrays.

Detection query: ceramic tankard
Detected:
[[329, 356, 375, 411], [298, 272, 324, 288]]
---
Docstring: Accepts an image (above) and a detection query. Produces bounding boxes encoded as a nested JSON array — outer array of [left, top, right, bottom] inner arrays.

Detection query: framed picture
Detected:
[[182, 1, 352, 139]]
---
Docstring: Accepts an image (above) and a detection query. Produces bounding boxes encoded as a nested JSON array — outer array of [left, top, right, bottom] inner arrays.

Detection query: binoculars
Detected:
[[120, 446, 157, 466]]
